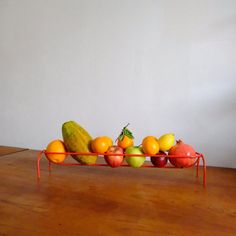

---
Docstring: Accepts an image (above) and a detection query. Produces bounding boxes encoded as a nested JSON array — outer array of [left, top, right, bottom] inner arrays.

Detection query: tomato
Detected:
[[91, 136, 112, 153], [142, 136, 159, 155]]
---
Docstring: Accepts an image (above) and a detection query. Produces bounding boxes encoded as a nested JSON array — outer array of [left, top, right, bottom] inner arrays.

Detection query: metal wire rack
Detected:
[[37, 151, 206, 187]]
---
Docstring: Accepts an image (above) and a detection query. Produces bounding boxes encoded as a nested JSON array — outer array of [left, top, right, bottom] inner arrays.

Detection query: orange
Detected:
[[102, 136, 113, 147], [46, 139, 67, 163], [117, 135, 134, 149], [91, 136, 112, 153], [117, 123, 134, 149], [142, 136, 159, 155]]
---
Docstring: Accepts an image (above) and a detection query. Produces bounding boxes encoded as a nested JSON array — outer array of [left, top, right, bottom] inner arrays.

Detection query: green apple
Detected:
[[125, 146, 145, 168]]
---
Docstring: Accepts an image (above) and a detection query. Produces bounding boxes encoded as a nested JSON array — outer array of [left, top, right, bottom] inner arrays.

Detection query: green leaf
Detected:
[[123, 128, 134, 139], [117, 123, 134, 142]]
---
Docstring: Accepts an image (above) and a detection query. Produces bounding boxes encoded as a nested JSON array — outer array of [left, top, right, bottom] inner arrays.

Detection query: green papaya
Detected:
[[62, 121, 97, 164]]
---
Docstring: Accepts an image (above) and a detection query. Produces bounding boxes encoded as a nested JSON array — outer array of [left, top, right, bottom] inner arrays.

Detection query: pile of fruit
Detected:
[[45, 121, 197, 168]]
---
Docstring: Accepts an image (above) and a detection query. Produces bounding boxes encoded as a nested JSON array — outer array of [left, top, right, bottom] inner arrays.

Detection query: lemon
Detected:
[[158, 133, 175, 152]]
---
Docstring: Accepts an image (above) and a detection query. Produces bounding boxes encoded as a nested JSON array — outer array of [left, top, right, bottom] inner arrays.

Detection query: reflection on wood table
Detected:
[[0, 149, 235, 236]]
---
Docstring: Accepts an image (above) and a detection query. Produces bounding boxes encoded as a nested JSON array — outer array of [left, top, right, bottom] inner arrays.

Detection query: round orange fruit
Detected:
[[102, 136, 113, 147], [142, 136, 159, 155], [46, 139, 67, 163], [91, 137, 112, 153], [117, 135, 134, 149], [117, 123, 134, 149]]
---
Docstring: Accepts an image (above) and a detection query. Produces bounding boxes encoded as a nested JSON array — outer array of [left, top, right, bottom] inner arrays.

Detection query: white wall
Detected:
[[1, 0, 236, 168]]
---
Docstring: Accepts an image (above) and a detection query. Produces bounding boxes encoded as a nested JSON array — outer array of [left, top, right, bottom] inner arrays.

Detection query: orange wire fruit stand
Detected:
[[37, 151, 207, 187]]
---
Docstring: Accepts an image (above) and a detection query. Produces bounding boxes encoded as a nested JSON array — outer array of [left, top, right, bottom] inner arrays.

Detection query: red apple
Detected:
[[151, 151, 168, 167], [104, 146, 124, 167]]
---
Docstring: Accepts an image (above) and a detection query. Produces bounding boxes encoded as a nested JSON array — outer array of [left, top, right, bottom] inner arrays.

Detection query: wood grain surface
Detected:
[[0, 150, 235, 236], [0, 145, 28, 157]]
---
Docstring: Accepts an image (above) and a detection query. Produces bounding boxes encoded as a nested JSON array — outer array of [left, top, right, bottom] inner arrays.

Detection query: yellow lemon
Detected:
[[158, 133, 175, 152]]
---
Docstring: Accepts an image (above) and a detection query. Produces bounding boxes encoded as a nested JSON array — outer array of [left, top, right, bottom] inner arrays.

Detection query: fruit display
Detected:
[[45, 139, 67, 163], [62, 121, 97, 165], [44, 121, 199, 169], [104, 146, 124, 167], [38, 121, 206, 186], [168, 140, 196, 168]]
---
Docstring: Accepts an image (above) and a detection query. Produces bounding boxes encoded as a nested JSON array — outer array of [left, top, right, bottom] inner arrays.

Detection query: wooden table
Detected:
[[0, 149, 236, 236], [0, 145, 28, 156]]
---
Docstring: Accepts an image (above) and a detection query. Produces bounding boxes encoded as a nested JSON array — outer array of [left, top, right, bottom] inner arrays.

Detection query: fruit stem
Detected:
[[116, 123, 134, 142], [124, 123, 130, 129]]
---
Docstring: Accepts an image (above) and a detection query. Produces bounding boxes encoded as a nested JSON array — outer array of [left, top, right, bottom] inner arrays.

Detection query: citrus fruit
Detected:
[[46, 139, 67, 163], [158, 133, 175, 151], [142, 136, 159, 155], [118, 135, 134, 149], [117, 123, 134, 149], [91, 137, 111, 153], [102, 136, 113, 147]]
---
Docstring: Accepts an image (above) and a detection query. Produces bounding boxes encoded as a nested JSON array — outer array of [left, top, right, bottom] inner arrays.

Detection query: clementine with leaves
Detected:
[[117, 123, 134, 149]]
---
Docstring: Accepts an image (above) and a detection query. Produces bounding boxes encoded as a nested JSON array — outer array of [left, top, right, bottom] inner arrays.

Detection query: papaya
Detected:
[[62, 121, 97, 164]]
